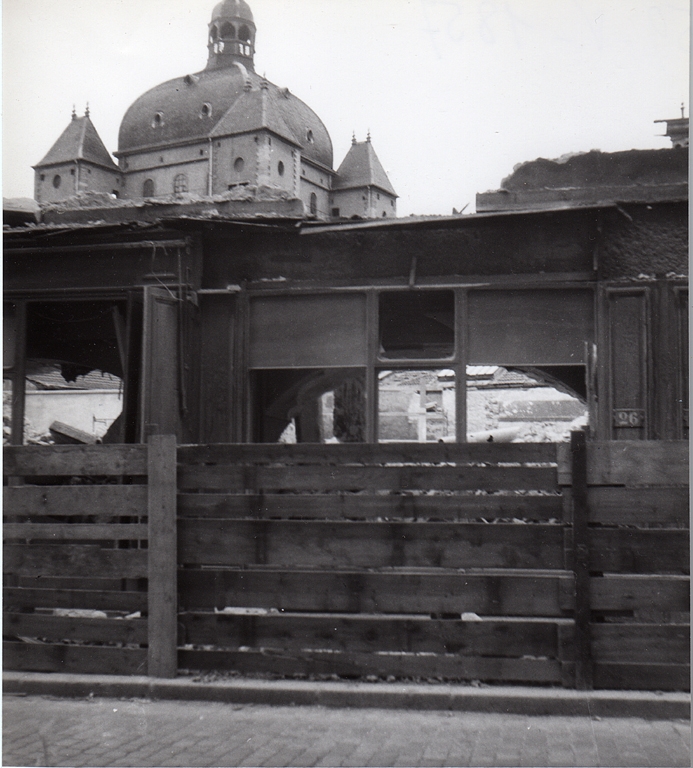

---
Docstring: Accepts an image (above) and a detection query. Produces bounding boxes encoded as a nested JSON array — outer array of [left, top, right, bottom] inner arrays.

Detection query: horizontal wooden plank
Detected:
[[178, 464, 558, 492], [179, 568, 574, 616], [3, 641, 147, 676], [178, 520, 565, 570], [179, 613, 566, 657], [590, 574, 690, 612], [587, 441, 689, 487], [178, 648, 563, 684], [3, 485, 147, 518], [4, 524, 148, 541], [178, 493, 563, 521], [3, 544, 148, 579], [3, 587, 148, 613], [591, 623, 689, 664], [3, 613, 148, 644], [587, 487, 689, 525], [589, 529, 689, 574], [3, 444, 148, 478], [179, 442, 559, 467], [592, 662, 690, 692]]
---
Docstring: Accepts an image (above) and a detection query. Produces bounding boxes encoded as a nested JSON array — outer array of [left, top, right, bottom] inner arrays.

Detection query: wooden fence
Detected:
[[3, 437, 689, 689]]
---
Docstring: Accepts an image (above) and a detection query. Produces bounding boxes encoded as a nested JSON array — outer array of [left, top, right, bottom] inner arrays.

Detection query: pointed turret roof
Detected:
[[35, 113, 118, 171], [333, 138, 397, 196]]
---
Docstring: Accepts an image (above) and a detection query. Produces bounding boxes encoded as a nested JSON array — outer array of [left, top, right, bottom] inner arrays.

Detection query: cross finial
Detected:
[[85, 102, 90, 118], [681, 102, 685, 118], [366, 129, 371, 143], [352, 131, 356, 144], [71, 105, 77, 120]]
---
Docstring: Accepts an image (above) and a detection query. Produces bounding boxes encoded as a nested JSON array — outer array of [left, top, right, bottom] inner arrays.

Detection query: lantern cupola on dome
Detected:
[[207, 0, 256, 71]]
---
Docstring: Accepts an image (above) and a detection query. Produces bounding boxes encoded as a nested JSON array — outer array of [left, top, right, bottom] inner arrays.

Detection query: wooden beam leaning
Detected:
[[571, 429, 592, 690], [147, 434, 178, 678]]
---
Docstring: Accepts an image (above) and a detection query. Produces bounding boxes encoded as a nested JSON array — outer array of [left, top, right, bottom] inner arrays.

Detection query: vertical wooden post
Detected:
[[365, 290, 379, 443], [454, 289, 467, 443], [147, 434, 178, 678], [571, 429, 593, 690]]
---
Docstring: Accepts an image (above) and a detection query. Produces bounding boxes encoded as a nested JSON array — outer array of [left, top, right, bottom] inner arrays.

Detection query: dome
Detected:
[[117, 67, 333, 169], [212, 0, 253, 22]]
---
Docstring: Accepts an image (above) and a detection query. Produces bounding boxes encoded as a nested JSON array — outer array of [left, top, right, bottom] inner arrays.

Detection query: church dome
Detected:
[[116, 0, 333, 169]]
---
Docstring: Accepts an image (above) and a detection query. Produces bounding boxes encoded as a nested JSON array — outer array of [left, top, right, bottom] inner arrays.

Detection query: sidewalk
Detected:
[[3, 671, 690, 719], [4, 691, 690, 767]]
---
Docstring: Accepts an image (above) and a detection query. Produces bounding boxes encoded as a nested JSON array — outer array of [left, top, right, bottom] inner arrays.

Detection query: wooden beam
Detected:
[[147, 434, 177, 678]]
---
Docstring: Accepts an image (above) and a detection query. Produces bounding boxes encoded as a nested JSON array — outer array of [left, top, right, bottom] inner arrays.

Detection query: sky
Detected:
[[3, 0, 690, 216]]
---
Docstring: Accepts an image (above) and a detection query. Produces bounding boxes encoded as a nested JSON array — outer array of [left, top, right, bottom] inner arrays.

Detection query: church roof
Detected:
[[210, 81, 300, 146], [118, 66, 333, 169], [333, 139, 397, 195], [35, 114, 118, 171]]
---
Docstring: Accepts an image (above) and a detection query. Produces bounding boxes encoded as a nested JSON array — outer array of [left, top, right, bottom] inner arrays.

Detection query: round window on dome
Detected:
[[152, 112, 164, 128], [52, 174, 61, 189], [306, 130, 314, 144], [234, 157, 245, 172], [278, 161, 285, 176], [200, 103, 212, 119]]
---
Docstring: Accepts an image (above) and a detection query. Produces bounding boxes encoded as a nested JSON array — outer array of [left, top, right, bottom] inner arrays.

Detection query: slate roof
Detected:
[[35, 115, 118, 171], [333, 140, 397, 196], [118, 66, 333, 169], [210, 82, 300, 146]]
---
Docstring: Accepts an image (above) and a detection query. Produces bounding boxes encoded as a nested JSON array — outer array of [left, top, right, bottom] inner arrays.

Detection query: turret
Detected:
[[206, 0, 256, 71]]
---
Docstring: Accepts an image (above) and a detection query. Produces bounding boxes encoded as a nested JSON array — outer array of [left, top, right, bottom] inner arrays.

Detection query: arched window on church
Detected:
[[238, 25, 251, 42], [209, 25, 219, 42], [143, 179, 154, 197], [309, 193, 317, 216], [173, 174, 189, 194], [220, 22, 235, 38]]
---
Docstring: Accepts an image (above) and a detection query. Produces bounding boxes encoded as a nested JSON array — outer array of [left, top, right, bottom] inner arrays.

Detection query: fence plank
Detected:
[[3, 613, 148, 644], [178, 464, 558, 492], [588, 487, 689, 525], [4, 485, 147, 518], [3, 545, 148, 579], [3, 445, 147, 477], [3, 524, 148, 540], [178, 648, 563, 684], [178, 520, 565, 570], [591, 624, 689, 664], [3, 587, 148, 613], [2, 641, 147, 676], [589, 529, 689, 574], [178, 568, 574, 616], [590, 575, 690, 612], [179, 442, 559, 466], [147, 434, 178, 679], [178, 493, 563, 521], [178, 612, 566, 657], [592, 662, 690, 692], [587, 441, 689, 486]]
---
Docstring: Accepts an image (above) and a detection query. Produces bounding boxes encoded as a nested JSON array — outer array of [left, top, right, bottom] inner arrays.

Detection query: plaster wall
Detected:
[[124, 161, 209, 198], [24, 390, 123, 439], [212, 134, 259, 193], [36, 163, 121, 204]]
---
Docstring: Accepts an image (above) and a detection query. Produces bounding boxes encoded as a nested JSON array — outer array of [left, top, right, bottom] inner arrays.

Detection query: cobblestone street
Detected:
[[3, 693, 690, 767]]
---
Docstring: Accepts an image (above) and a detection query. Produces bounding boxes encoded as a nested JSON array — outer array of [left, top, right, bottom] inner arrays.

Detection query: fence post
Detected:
[[571, 429, 593, 690], [147, 434, 178, 678]]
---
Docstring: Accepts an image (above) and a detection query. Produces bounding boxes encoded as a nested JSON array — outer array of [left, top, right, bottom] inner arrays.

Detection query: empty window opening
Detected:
[[52, 174, 61, 189], [200, 103, 212, 118], [234, 156, 245, 172], [378, 369, 455, 443], [142, 178, 155, 197], [152, 112, 164, 128], [238, 24, 251, 42], [306, 130, 314, 144], [379, 291, 455, 359], [309, 192, 317, 216], [466, 365, 588, 443], [209, 25, 219, 41], [220, 22, 235, 38], [252, 368, 365, 443], [278, 161, 285, 176]]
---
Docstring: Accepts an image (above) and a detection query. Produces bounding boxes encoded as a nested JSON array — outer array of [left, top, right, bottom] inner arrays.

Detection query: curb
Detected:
[[3, 672, 690, 719]]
